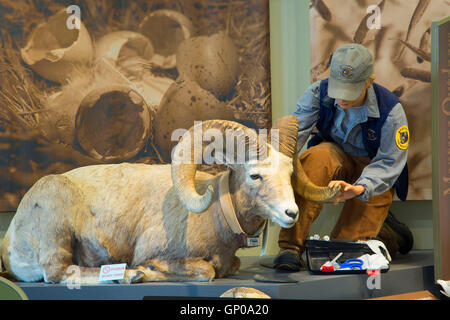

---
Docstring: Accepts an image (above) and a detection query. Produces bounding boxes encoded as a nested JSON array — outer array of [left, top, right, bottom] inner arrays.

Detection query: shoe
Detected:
[[384, 211, 414, 255], [377, 211, 414, 259], [272, 248, 305, 272], [376, 224, 399, 260]]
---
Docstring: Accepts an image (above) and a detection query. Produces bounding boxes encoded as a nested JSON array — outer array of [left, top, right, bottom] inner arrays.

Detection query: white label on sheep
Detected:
[[247, 237, 260, 247], [98, 263, 127, 281]]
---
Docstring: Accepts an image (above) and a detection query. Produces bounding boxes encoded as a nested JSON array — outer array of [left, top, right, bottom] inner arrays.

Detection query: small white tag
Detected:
[[98, 263, 127, 281], [247, 237, 260, 247]]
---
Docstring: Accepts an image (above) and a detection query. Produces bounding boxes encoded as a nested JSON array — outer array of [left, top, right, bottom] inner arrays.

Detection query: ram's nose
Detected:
[[285, 208, 299, 220]]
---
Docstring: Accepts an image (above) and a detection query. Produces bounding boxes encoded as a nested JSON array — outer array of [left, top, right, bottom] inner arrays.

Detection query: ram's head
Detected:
[[171, 116, 340, 228]]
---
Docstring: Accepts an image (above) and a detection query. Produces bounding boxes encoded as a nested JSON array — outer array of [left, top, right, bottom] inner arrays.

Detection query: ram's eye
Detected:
[[250, 174, 262, 181]]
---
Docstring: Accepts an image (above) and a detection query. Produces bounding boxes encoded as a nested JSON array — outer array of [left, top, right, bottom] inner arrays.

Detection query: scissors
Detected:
[[338, 259, 364, 270]]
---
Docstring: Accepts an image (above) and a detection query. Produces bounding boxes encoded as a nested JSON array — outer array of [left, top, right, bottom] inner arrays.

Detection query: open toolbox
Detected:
[[305, 239, 390, 275]]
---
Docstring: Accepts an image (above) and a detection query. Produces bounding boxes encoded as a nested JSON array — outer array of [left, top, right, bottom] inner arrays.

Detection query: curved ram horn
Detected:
[[269, 115, 299, 158], [171, 120, 261, 213], [270, 115, 341, 202], [293, 160, 341, 202]]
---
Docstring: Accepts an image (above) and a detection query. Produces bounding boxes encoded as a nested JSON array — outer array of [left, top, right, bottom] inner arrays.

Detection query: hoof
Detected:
[[120, 269, 145, 284]]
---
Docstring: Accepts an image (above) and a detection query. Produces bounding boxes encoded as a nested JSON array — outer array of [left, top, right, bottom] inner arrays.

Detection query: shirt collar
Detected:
[[365, 86, 380, 118]]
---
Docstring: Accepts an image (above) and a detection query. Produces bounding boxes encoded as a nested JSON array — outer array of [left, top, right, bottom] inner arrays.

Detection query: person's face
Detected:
[[335, 81, 371, 109]]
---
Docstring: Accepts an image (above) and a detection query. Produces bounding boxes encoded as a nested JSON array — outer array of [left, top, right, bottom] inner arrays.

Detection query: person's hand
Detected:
[[328, 180, 365, 205]]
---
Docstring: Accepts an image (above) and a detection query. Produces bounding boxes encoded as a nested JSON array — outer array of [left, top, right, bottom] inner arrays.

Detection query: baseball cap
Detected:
[[328, 43, 374, 101]]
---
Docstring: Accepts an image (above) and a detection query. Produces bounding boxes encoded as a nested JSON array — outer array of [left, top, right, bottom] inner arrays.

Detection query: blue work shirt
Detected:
[[293, 80, 409, 201]]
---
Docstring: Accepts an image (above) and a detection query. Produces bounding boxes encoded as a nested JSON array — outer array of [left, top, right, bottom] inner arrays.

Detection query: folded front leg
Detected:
[[133, 257, 216, 282]]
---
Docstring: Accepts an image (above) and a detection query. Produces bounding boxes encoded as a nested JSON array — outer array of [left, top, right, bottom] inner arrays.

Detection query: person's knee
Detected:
[[298, 143, 345, 181]]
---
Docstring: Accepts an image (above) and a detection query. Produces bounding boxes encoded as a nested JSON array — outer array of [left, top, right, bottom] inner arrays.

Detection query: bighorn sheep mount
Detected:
[[1, 116, 339, 284]]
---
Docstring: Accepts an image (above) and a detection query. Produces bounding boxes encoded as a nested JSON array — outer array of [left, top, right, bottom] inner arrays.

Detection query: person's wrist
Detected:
[[354, 184, 365, 196]]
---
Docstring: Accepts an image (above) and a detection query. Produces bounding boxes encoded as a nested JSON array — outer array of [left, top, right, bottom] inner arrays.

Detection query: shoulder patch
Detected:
[[395, 126, 409, 150]]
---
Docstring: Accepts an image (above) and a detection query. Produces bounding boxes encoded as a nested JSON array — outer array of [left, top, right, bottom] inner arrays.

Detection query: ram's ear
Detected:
[[211, 150, 241, 171]]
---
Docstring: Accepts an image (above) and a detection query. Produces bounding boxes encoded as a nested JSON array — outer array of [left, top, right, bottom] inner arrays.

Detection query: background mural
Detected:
[[0, 0, 271, 211], [309, 0, 448, 200]]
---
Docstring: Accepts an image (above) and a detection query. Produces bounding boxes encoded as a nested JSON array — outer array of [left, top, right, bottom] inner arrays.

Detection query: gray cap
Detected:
[[328, 43, 374, 101]]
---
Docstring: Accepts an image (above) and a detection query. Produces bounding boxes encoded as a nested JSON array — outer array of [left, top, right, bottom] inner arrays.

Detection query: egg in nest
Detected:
[[154, 79, 236, 162]]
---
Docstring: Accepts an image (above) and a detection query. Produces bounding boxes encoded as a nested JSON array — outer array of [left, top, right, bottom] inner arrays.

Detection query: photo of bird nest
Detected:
[[0, 0, 271, 211], [309, 0, 447, 200]]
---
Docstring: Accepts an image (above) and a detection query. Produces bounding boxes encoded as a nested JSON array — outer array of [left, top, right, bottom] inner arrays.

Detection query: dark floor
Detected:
[[15, 250, 437, 300]]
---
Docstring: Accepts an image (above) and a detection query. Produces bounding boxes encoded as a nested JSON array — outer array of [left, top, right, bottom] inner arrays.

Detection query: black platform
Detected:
[[16, 250, 435, 300]]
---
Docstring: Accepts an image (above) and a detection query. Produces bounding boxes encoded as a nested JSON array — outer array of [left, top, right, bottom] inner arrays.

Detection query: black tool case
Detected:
[[305, 239, 390, 275]]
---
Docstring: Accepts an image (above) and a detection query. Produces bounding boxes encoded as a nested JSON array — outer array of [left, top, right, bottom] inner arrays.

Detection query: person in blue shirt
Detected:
[[274, 43, 411, 271]]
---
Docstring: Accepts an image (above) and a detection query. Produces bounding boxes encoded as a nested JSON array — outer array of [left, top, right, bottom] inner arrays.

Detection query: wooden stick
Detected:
[[395, 0, 431, 61], [313, 0, 332, 22], [396, 39, 431, 62], [400, 68, 431, 82]]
